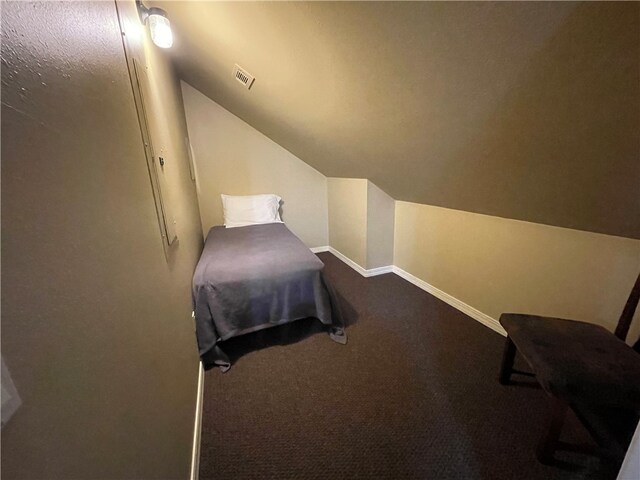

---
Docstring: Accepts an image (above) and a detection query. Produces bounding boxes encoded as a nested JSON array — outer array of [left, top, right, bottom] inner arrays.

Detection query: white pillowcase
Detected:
[[221, 194, 283, 228]]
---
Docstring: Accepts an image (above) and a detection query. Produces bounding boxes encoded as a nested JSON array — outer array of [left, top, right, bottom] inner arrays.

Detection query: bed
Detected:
[[192, 222, 346, 371]]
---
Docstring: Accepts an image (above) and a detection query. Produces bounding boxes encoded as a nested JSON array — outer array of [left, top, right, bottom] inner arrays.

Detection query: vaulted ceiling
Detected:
[[160, 1, 639, 239]]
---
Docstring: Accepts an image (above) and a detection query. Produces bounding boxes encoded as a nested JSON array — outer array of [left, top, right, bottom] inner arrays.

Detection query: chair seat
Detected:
[[500, 314, 640, 410]]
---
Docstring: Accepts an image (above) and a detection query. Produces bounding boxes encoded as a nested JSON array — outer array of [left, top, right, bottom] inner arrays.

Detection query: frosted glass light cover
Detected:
[[148, 13, 173, 48]]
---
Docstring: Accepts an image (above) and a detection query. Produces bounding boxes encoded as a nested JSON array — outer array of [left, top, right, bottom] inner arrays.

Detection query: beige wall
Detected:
[[181, 82, 328, 247], [394, 202, 640, 343], [1, 1, 202, 478], [366, 182, 395, 269], [327, 178, 394, 270], [327, 178, 368, 267]]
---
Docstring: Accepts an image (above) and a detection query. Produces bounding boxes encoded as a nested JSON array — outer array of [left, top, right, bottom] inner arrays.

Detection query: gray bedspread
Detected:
[[192, 223, 346, 371]]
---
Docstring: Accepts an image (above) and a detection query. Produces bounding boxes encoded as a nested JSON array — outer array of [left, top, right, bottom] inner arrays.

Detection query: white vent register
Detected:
[[233, 64, 255, 89]]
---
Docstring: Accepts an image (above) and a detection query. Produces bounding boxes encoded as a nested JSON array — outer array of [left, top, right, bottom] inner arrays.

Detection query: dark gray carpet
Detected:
[[199, 252, 618, 480]]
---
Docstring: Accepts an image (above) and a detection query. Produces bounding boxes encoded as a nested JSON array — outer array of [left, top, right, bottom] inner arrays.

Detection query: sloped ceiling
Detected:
[[160, 1, 639, 239]]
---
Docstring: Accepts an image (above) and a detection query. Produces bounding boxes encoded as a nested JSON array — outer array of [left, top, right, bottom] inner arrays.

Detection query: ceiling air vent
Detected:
[[233, 64, 255, 90]]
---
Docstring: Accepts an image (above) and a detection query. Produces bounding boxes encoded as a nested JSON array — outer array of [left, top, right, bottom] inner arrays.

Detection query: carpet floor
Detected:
[[199, 252, 620, 480]]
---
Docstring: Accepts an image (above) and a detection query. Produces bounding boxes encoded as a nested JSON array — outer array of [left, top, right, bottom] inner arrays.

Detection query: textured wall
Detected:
[[165, 1, 640, 239], [181, 82, 329, 247], [394, 202, 640, 344], [1, 1, 202, 478]]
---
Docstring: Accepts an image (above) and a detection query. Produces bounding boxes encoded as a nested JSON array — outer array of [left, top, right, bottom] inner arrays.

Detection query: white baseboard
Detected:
[[327, 247, 393, 278], [189, 361, 204, 480], [310, 246, 330, 253], [392, 266, 506, 336], [316, 248, 505, 337], [363, 264, 395, 277], [325, 247, 368, 276]]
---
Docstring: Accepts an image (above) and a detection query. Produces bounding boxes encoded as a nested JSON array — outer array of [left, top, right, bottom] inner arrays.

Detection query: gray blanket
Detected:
[[193, 223, 346, 371]]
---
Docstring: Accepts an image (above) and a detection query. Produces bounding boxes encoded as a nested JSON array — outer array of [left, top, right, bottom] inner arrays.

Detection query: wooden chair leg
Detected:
[[499, 336, 517, 385], [536, 397, 569, 464]]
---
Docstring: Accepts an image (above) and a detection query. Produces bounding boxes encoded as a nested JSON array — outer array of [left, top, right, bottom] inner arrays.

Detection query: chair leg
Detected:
[[536, 397, 568, 464], [499, 336, 517, 385]]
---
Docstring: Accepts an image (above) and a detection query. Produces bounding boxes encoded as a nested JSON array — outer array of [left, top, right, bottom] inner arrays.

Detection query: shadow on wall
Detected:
[[442, 2, 640, 239]]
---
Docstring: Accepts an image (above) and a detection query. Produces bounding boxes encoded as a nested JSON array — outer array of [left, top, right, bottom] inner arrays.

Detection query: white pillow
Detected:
[[221, 194, 283, 228]]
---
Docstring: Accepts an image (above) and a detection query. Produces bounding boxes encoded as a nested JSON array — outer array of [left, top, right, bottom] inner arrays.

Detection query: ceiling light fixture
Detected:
[[136, 0, 173, 49]]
